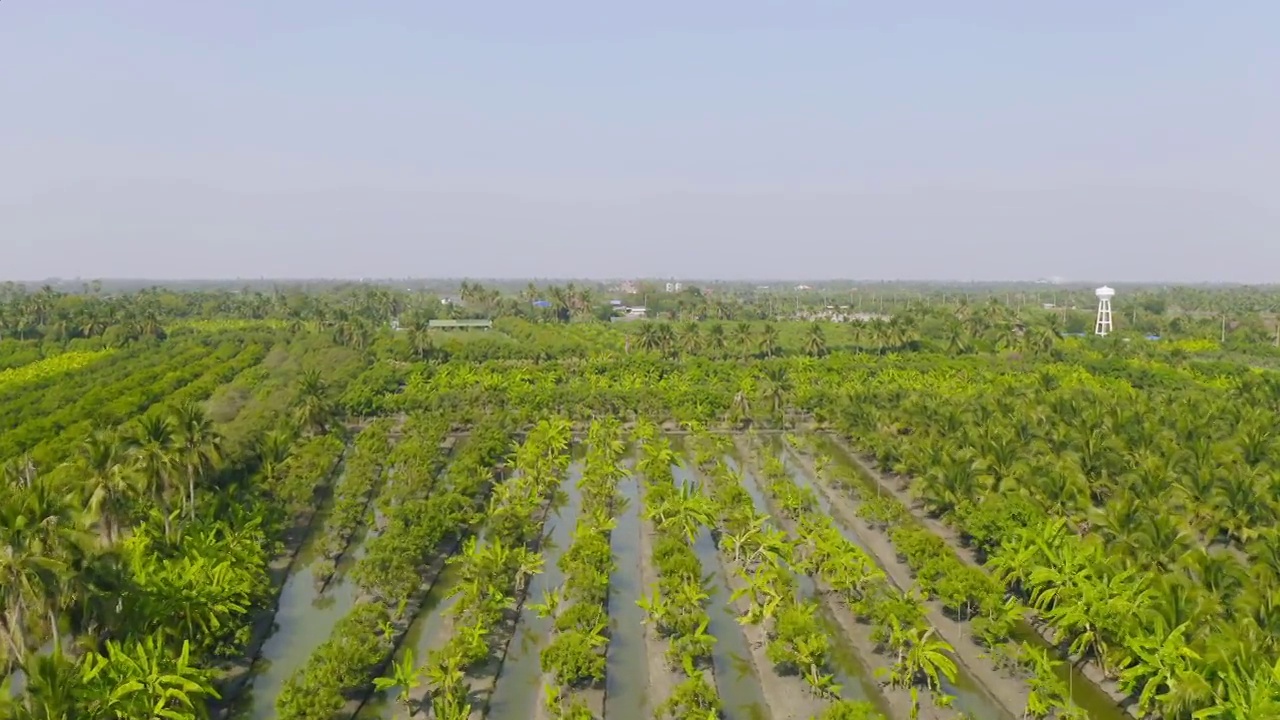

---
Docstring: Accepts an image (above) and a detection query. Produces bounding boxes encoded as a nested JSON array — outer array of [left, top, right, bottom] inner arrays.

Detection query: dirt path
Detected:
[[637, 515, 682, 717], [731, 441, 950, 720], [821, 434, 1138, 717], [718, 557, 828, 720], [783, 441, 1024, 720]]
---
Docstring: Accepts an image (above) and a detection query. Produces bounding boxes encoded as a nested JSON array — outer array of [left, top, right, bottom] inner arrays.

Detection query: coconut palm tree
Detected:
[[173, 402, 223, 521], [803, 322, 828, 358], [373, 649, 426, 716], [294, 369, 336, 436], [678, 322, 702, 356], [758, 323, 781, 358], [705, 322, 727, 356], [734, 322, 755, 359], [79, 635, 218, 718], [125, 414, 179, 539], [72, 431, 136, 545]]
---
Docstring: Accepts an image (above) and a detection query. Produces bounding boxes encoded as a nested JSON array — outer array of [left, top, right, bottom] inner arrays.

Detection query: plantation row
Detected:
[[274, 414, 511, 719], [693, 433, 865, 718], [422, 419, 572, 720], [0, 349, 115, 390], [1, 330, 271, 465], [634, 427, 722, 720], [535, 419, 625, 720], [1, 327, 375, 719]]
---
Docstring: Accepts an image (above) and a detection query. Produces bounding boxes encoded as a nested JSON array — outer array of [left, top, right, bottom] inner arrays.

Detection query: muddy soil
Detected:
[[718, 557, 830, 720], [822, 434, 1138, 717], [637, 515, 682, 716]]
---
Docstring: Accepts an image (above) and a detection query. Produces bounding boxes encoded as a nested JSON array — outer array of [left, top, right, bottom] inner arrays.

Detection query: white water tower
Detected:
[[1095, 286, 1115, 337]]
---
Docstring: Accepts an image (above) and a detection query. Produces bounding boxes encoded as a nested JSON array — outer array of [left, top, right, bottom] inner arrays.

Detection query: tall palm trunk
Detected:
[[188, 465, 197, 521], [3, 605, 26, 663], [47, 606, 59, 654]]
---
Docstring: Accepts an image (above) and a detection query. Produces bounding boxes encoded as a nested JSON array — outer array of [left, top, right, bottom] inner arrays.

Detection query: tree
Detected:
[[758, 323, 781, 358], [172, 402, 223, 521], [73, 431, 136, 545], [125, 414, 179, 540], [734, 322, 755, 359], [889, 626, 957, 695], [803, 322, 828, 358], [294, 369, 336, 436]]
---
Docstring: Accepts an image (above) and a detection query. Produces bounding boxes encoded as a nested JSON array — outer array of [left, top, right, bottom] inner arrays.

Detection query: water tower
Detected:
[[1095, 286, 1115, 337]]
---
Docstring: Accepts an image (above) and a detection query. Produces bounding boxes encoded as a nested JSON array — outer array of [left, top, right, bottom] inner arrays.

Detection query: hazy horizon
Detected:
[[3, 3, 1277, 282]]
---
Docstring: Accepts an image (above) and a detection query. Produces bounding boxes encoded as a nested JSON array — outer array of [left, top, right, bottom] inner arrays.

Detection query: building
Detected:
[[611, 306, 647, 322], [428, 319, 493, 330], [665, 282, 683, 293]]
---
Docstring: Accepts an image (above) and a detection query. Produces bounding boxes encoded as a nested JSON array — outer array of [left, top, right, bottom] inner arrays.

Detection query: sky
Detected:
[[2, 2, 1278, 282]]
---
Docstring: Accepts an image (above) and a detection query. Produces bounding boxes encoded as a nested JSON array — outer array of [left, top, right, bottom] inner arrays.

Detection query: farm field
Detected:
[[3, 292, 1280, 720]]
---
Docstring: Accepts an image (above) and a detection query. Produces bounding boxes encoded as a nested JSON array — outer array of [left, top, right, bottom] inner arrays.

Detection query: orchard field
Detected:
[[3, 289, 1280, 720]]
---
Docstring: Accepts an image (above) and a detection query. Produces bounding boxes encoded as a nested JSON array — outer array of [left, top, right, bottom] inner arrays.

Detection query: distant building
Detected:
[[795, 284, 812, 291], [665, 282, 683, 293], [611, 306, 648, 323], [428, 319, 493, 330]]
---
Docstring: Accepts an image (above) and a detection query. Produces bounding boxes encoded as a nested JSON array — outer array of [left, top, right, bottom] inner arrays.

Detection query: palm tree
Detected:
[[758, 323, 781, 358], [678, 322, 702, 356], [734, 322, 755, 359], [173, 402, 223, 522], [257, 429, 294, 484], [126, 414, 179, 539], [637, 323, 663, 353], [803, 322, 827, 358], [409, 325, 433, 360], [73, 431, 136, 545], [7, 645, 80, 720], [294, 369, 336, 436], [705, 322, 727, 356], [0, 474, 82, 663]]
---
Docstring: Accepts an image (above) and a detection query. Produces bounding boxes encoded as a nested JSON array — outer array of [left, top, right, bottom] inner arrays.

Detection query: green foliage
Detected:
[[276, 601, 393, 719]]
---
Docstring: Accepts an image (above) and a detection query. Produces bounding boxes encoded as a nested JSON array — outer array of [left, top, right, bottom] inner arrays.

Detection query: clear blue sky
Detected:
[[2, 2, 1277, 281]]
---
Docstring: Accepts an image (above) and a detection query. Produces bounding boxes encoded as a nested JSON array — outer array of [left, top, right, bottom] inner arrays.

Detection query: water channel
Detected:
[[242, 501, 371, 720], [604, 463, 649, 720]]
